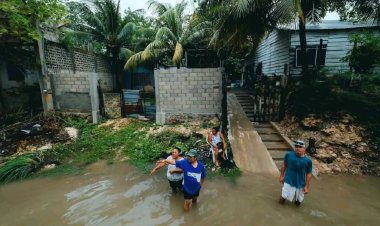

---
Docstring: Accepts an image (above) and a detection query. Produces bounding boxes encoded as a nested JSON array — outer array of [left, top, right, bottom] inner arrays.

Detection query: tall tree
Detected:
[[202, 0, 328, 79], [65, 0, 138, 90], [328, 0, 380, 23], [0, 0, 66, 114], [124, 0, 211, 69], [297, 0, 327, 79], [0, 0, 66, 64]]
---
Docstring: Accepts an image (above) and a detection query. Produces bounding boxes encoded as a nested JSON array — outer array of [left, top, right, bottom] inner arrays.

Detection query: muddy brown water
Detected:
[[0, 162, 379, 226]]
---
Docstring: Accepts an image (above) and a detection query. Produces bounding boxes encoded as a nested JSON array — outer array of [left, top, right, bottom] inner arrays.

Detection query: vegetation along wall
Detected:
[[154, 67, 222, 124], [44, 42, 113, 111]]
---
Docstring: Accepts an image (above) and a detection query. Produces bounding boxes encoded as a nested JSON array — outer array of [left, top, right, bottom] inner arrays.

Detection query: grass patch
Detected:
[[1, 118, 241, 183]]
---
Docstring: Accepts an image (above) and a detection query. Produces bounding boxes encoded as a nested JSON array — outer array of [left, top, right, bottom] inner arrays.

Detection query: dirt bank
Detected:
[[277, 114, 380, 176]]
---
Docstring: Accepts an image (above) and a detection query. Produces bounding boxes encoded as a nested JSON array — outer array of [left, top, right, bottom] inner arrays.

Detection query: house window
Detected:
[[6, 64, 25, 81], [296, 45, 327, 67]]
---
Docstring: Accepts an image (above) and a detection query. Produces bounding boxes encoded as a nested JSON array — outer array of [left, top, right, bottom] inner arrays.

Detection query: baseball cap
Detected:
[[186, 149, 198, 157], [293, 140, 305, 148]]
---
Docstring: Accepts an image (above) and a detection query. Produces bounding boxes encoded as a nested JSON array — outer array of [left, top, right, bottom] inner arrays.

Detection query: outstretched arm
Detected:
[[150, 161, 166, 175], [159, 158, 176, 165]]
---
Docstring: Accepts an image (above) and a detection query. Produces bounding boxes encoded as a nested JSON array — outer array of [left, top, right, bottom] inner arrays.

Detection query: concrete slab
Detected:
[[260, 134, 283, 141], [228, 93, 279, 175], [264, 142, 290, 150]]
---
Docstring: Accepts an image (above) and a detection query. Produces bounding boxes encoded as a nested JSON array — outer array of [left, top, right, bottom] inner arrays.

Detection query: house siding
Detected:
[[252, 24, 379, 76], [253, 30, 290, 75]]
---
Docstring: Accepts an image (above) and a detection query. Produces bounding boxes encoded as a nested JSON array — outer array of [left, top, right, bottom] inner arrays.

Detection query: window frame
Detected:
[[295, 44, 327, 67]]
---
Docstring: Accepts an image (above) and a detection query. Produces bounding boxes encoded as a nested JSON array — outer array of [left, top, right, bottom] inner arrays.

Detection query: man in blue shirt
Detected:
[[160, 149, 206, 212], [279, 140, 312, 206]]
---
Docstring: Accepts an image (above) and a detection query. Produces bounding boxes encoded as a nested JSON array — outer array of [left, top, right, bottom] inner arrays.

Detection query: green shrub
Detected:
[[343, 32, 380, 73], [0, 155, 42, 183]]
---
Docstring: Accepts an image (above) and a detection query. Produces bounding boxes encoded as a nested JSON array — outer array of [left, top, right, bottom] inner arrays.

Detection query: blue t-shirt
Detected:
[[284, 151, 312, 189], [176, 160, 206, 195]]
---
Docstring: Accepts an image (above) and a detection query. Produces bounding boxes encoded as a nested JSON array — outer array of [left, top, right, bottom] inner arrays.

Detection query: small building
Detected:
[[248, 20, 380, 76]]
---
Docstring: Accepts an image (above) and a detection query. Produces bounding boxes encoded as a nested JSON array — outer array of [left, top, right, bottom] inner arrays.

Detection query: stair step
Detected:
[[255, 127, 277, 134], [260, 134, 283, 141], [264, 142, 290, 150], [269, 150, 288, 160], [252, 123, 271, 128]]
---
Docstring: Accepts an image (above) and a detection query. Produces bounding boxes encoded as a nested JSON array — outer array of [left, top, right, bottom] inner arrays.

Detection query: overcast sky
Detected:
[[119, 0, 339, 20], [119, 0, 196, 15]]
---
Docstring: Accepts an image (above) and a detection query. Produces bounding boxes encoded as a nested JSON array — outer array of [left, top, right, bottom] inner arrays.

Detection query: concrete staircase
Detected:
[[234, 90, 292, 169]]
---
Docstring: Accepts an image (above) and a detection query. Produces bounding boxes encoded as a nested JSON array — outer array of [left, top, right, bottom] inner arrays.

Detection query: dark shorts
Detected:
[[183, 189, 200, 200], [168, 179, 182, 189]]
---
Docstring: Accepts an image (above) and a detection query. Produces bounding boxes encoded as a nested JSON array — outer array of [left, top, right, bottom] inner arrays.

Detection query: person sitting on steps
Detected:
[[208, 126, 227, 168]]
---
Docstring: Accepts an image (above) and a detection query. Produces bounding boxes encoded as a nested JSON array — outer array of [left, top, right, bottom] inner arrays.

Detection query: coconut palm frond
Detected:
[[185, 29, 211, 44], [231, 0, 256, 18], [117, 22, 136, 42], [273, 0, 298, 24], [155, 27, 177, 44], [119, 48, 135, 60], [124, 51, 144, 69], [85, 13, 108, 37], [160, 9, 182, 38], [181, 21, 212, 44], [141, 49, 157, 62], [78, 23, 105, 39], [173, 42, 183, 64], [148, 0, 170, 16], [174, 0, 188, 19]]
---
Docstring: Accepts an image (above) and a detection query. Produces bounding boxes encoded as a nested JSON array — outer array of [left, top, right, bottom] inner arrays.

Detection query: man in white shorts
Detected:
[[279, 140, 312, 206]]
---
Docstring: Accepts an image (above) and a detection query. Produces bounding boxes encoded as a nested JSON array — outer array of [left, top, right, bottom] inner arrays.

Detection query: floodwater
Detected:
[[0, 162, 379, 226]]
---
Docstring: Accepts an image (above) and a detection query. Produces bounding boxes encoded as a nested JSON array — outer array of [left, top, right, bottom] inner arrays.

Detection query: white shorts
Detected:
[[281, 183, 305, 202]]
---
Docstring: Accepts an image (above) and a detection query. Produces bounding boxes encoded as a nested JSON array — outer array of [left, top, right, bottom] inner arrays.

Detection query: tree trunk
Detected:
[[299, 16, 308, 79], [111, 49, 122, 91], [0, 78, 5, 115], [221, 70, 228, 134]]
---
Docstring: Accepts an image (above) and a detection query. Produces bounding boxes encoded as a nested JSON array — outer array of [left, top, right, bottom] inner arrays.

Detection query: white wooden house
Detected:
[[248, 20, 380, 75]]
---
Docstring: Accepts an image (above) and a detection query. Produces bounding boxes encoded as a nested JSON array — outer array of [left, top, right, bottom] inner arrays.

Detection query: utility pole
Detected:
[[35, 22, 54, 114]]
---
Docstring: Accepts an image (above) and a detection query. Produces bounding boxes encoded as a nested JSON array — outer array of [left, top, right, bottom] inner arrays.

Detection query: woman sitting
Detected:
[[207, 126, 227, 168]]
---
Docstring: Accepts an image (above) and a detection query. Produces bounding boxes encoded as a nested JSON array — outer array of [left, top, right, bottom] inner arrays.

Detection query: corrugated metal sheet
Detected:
[[279, 20, 379, 31]]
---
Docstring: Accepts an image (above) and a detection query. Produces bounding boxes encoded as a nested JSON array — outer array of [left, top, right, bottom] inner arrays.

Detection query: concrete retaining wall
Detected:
[[44, 42, 113, 111], [155, 67, 222, 124]]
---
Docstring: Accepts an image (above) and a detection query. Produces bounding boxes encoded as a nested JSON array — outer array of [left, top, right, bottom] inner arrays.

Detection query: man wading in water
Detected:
[[159, 149, 206, 212], [279, 140, 312, 206], [151, 147, 184, 193]]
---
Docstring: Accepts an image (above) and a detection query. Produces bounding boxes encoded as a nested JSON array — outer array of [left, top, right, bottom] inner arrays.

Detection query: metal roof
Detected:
[[279, 20, 379, 31]]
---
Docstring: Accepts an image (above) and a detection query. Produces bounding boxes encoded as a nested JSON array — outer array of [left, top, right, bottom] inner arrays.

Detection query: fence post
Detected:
[[155, 69, 165, 125], [221, 69, 228, 134], [90, 72, 100, 123]]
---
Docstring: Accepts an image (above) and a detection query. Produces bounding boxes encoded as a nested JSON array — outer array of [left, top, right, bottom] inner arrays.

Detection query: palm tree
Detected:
[[296, 0, 327, 79], [66, 0, 138, 89], [206, 0, 328, 79], [124, 0, 211, 69]]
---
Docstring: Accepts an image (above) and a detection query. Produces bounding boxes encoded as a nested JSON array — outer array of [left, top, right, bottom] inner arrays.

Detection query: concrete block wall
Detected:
[[155, 67, 222, 124], [44, 42, 113, 111]]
